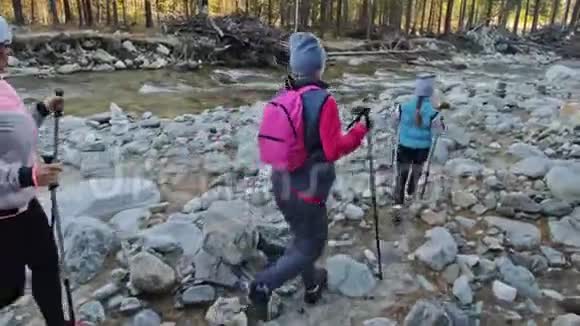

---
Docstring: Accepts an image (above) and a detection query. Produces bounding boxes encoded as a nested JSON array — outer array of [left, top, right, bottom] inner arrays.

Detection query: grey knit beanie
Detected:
[[289, 32, 326, 78], [415, 73, 435, 97]]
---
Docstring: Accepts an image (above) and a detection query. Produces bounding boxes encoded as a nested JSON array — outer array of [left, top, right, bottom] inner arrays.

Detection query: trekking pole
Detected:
[[46, 89, 76, 325], [364, 112, 383, 280], [391, 104, 401, 189], [351, 106, 383, 280], [419, 134, 439, 200]]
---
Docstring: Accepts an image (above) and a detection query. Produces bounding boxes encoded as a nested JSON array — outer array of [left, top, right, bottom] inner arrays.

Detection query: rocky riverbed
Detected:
[[3, 52, 580, 326]]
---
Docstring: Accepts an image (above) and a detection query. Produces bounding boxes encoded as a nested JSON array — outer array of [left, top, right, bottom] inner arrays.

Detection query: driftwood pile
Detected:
[[165, 14, 290, 67], [526, 26, 580, 58]]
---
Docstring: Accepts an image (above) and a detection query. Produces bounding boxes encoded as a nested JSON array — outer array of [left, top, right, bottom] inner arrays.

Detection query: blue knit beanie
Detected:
[[415, 73, 435, 97], [289, 32, 326, 78]]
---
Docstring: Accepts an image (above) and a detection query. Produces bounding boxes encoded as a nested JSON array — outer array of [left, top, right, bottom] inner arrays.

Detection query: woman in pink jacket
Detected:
[[0, 16, 71, 325]]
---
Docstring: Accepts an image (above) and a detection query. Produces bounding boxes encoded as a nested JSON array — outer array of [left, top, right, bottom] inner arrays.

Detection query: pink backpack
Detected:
[[258, 85, 319, 171]]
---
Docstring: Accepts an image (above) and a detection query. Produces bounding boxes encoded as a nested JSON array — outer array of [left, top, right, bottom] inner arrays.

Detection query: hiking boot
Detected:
[[304, 268, 327, 305], [246, 282, 272, 322]]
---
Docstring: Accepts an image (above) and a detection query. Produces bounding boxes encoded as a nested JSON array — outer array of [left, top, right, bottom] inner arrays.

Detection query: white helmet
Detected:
[[0, 16, 13, 45]]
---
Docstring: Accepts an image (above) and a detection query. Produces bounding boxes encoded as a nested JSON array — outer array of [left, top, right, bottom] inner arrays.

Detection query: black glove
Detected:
[[351, 106, 371, 116], [364, 114, 373, 130]]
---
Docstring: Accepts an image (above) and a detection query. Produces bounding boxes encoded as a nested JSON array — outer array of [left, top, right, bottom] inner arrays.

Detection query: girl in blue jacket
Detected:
[[391, 74, 445, 208]]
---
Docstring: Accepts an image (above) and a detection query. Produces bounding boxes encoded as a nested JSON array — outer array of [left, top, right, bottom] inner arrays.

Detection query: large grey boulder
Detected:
[[403, 300, 450, 326], [511, 157, 552, 178], [549, 209, 580, 248], [496, 256, 540, 299], [444, 158, 484, 178], [545, 64, 580, 84], [133, 309, 161, 326], [414, 227, 458, 271], [129, 251, 176, 294], [205, 297, 247, 326], [485, 216, 540, 250], [202, 200, 259, 265], [139, 221, 203, 259], [541, 199, 573, 217], [364, 318, 397, 326], [452, 275, 473, 305], [109, 208, 151, 239], [182, 285, 216, 305], [508, 143, 547, 159], [326, 254, 377, 297], [203, 152, 233, 175], [193, 250, 239, 288], [552, 313, 580, 326], [78, 301, 106, 324], [54, 178, 160, 219], [499, 193, 542, 213], [234, 126, 259, 175], [546, 166, 580, 203], [64, 216, 116, 284]]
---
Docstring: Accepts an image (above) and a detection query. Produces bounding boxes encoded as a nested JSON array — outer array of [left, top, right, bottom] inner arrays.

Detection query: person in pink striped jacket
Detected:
[[0, 16, 73, 326]]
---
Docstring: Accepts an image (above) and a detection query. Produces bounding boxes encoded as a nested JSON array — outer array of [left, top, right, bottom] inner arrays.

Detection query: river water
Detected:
[[5, 54, 552, 118]]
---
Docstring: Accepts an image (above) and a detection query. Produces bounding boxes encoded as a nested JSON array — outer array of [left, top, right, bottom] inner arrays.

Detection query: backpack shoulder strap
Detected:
[[296, 85, 321, 95]]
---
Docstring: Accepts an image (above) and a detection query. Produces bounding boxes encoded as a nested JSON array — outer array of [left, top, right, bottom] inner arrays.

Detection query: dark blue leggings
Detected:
[[0, 199, 65, 326], [254, 189, 328, 291]]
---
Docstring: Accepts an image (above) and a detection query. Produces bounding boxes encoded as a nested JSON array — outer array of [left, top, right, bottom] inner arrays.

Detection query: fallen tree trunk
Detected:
[[327, 49, 450, 61]]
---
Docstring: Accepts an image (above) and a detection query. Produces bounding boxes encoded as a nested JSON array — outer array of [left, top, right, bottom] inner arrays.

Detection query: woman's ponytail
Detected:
[[415, 96, 425, 127]]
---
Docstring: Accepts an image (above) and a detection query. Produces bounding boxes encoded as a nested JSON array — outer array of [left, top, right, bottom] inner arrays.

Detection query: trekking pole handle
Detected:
[[54, 89, 64, 118]]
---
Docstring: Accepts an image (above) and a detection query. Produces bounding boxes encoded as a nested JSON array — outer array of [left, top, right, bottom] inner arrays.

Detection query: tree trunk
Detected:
[[84, 0, 94, 25], [389, 0, 403, 29], [444, 0, 454, 34], [268, 0, 272, 24], [405, 0, 414, 33], [419, 0, 429, 34], [106, 0, 111, 24], [420, 0, 428, 31], [498, 0, 506, 26], [570, 0, 580, 29], [366, 0, 373, 38], [320, 0, 327, 35], [335, 0, 342, 34], [145, 0, 153, 27], [294, 0, 300, 31], [12, 0, 25, 25], [437, 0, 444, 32], [299, 0, 311, 28], [343, 0, 349, 32], [513, 0, 523, 32], [485, 0, 493, 25], [76, 0, 84, 25], [30, 0, 36, 23], [523, 0, 530, 32], [156, 0, 161, 24], [458, 0, 466, 30], [121, 0, 126, 24], [563, 0, 572, 25], [96, 0, 101, 24], [411, 0, 421, 32], [428, 0, 436, 31], [531, 0, 541, 31], [467, 0, 476, 28], [550, 0, 559, 25], [63, 0, 73, 23], [112, 0, 118, 24], [49, 0, 60, 24]]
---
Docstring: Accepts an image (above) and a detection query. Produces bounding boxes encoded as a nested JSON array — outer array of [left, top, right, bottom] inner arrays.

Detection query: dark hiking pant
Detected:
[[254, 189, 328, 292], [0, 199, 65, 326], [394, 145, 430, 205]]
